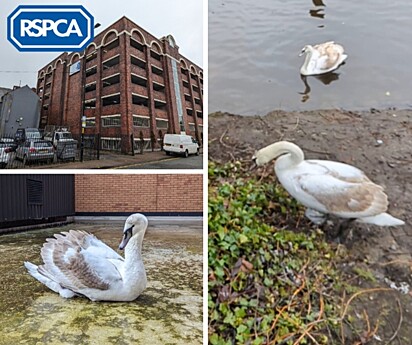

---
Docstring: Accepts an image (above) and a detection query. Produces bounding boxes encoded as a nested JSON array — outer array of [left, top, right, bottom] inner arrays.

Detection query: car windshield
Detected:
[[34, 141, 52, 147], [27, 131, 41, 139], [59, 133, 73, 139]]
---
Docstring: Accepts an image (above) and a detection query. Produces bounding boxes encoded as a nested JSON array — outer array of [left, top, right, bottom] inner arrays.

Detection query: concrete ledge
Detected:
[[0, 220, 73, 235]]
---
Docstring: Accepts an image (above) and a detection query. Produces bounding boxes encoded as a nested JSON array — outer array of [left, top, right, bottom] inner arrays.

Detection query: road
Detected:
[[115, 153, 203, 169]]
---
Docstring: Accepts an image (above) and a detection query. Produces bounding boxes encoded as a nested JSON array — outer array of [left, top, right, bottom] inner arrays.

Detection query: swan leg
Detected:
[[333, 218, 356, 243], [305, 208, 326, 225]]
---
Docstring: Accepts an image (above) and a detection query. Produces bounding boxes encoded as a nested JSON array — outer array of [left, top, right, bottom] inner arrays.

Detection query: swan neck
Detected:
[[124, 231, 144, 263], [268, 142, 304, 168], [302, 49, 313, 70]]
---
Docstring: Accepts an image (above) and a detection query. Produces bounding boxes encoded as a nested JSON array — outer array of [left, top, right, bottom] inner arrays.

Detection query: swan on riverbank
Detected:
[[252, 141, 404, 227], [299, 41, 347, 75], [24, 213, 148, 302]]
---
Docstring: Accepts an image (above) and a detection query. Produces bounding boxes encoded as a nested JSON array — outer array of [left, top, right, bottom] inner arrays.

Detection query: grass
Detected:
[[208, 161, 389, 345]]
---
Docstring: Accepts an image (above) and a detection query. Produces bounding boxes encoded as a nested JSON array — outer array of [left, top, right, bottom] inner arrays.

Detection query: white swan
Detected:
[[24, 213, 148, 302], [252, 141, 404, 227], [299, 41, 347, 76]]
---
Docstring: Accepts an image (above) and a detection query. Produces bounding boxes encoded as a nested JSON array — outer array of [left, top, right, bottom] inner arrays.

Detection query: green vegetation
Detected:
[[208, 161, 349, 344]]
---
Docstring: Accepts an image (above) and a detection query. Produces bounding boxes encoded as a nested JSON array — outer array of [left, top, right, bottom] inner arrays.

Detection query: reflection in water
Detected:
[[300, 72, 340, 102], [312, 0, 326, 7], [309, 9, 325, 19], [310, 0, 326, 20]]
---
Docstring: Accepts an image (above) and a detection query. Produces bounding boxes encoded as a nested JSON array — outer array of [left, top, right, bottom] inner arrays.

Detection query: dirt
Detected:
[[209, 109, 412, 343]]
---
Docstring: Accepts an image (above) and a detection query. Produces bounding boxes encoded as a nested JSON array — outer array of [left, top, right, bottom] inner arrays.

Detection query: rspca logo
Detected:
[[7, 5, 94, 52]]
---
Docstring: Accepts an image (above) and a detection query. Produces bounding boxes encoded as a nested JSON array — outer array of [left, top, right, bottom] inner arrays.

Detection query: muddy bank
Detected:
[[0, 223, 203, 345], [209, 108, 412, 341]]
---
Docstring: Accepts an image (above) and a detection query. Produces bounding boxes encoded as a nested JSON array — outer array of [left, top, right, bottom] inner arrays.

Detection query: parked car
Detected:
[[163, 134, 199, 157], [14, 128, 42, 145], [0, 140, 15, 168], [15, 140, 55, 165], [43, 128, 77, 161]]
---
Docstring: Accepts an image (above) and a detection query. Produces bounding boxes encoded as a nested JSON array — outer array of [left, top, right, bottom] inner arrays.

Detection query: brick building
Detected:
[[75, 174, 203, 215], [36, 16, 203, 153]]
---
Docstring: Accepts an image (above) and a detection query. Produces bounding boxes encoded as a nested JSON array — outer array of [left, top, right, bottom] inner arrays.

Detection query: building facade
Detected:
[[36, 16, 203, 153], [0, 86, 40, 137]]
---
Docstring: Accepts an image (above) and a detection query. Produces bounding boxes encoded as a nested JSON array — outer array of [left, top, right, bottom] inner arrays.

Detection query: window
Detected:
[[156, 119, 168, 129], [133, 115, 150, 127], [27, 179, 43, 205], [85, 66, 97, 77], [84, 99, 96, 109], [102, 94, 120, 106], [187, 108, 193, 116], [102, 115, 121, 127], [150, 50, 161, 61], [132, 94, 148, 107], [153, 82, 165, 91], [151, 65, 163, 75], [102, 74, 120, 87], [86, 51, 97, 62], [101, 137, 121, 151], [130, 38, 144, 52], [131, 55, 146, 69], [104, 38, 119, 51], [131, 74, 147, 87], [195, 98, 201, 105], [85, 83, 96, 92], [154, 99, 166, 109], [85, 117, 96, 127], [102, 56, 120, 69]]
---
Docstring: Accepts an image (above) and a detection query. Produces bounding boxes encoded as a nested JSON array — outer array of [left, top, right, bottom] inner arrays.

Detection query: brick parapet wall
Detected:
[[75, 174, 202, 213]]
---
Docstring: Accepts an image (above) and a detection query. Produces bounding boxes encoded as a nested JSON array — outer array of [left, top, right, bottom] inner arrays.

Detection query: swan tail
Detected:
[[24, 261, 75, 298], [357, 213, 405, 226]]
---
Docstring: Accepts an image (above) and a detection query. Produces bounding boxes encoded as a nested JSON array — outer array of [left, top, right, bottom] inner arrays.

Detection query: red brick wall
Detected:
[[75, 174, 203, 213]]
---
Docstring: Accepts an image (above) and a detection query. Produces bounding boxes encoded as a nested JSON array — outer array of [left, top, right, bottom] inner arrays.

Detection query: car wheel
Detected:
[[184, 150, 189, 158], [166, 151, 170, 156], [23, 155, 28, 166]]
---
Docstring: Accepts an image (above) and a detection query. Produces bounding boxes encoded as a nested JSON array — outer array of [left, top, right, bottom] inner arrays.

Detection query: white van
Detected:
[[163, 134, 199, 158]]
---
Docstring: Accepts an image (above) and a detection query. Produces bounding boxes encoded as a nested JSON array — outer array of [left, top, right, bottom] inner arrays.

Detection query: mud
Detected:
[[0, 223, 203, 345], [209, 109, 412, 342]]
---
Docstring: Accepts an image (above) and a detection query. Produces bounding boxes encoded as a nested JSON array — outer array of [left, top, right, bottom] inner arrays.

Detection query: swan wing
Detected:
[[306, 160, 371, 183], [40, 231, 123, 292], [297, 174, 388, 217], [314, 43, 345, 71]]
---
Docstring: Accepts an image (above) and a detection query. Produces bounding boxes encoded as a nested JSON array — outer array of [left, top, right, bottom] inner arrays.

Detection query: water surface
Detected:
[[209, 0, 412, 114], [0, 223, 202, 345]]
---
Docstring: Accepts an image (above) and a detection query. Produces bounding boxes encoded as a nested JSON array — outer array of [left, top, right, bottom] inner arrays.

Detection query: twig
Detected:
[[385, 298, 403, 345], [219, 128, 232, 149], [340, 288, 393, 345]]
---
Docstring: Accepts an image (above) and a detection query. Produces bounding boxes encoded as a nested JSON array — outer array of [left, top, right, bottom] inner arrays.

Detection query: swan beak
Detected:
[[119, 227, 133, 250], [299, 52, 304, 57]]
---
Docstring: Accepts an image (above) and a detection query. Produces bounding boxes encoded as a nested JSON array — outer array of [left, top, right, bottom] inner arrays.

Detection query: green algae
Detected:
[[0, 223, 203, 345]]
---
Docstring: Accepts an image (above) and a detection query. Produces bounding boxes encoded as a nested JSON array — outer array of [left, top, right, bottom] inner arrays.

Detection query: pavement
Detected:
[[34, 148, 203, 169]]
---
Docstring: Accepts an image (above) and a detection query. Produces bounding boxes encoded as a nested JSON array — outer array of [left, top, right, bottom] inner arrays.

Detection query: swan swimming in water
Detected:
[[24, 213, 148, 302], [299, 41, 347, 76], [252, 141, 404, 227]]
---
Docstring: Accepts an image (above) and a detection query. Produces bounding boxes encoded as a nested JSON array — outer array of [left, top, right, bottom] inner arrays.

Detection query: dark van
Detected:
[[14, 128, 42, 145]]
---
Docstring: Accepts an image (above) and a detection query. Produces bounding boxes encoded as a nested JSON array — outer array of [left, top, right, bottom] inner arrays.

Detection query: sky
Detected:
[[0, 0, 203, 88]]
